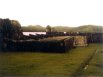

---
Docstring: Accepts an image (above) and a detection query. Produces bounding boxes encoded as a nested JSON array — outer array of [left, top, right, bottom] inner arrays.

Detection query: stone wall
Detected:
[[74, 36, 88, 46]]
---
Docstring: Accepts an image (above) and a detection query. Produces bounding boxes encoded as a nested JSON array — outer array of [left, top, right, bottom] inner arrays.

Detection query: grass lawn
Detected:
[[0, 44, 101, 77], [82, 44, 103, 77]]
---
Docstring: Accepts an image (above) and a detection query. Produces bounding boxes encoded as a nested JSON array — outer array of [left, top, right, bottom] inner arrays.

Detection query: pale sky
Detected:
[[0, 0, 103, 27]]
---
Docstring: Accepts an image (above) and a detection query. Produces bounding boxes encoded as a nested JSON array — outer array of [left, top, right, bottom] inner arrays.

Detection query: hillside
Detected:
[[52, 26, 74, 32], [71, 25, 103, 33], [21, 25, 103, 33]]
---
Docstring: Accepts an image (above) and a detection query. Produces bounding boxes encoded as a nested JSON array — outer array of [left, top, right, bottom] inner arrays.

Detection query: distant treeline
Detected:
[[22, 25, 46, 32], [21, 25, 103, 33]]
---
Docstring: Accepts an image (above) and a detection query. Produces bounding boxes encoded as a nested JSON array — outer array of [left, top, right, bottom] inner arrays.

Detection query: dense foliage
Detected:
[[0, 18, 23, 39]]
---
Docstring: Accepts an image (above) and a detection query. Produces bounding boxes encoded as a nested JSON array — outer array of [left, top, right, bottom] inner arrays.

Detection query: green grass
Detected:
[[82, 44, 103, 77], [0, 44, 100, 77]]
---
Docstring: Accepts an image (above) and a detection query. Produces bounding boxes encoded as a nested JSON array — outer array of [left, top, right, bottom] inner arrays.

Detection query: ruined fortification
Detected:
[[0, 18, 103, 52]]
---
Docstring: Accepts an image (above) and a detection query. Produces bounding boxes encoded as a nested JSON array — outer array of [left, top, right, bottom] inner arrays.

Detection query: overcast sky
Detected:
[[0, 0, 103, 27]]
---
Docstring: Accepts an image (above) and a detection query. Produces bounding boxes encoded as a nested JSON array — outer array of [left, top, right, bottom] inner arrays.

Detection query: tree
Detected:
[[46, 25, 51, 32], [11, 20, 23, 39]]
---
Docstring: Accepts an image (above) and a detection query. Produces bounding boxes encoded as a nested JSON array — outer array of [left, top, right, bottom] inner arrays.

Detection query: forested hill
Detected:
[[21, 25, 103, 33]]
